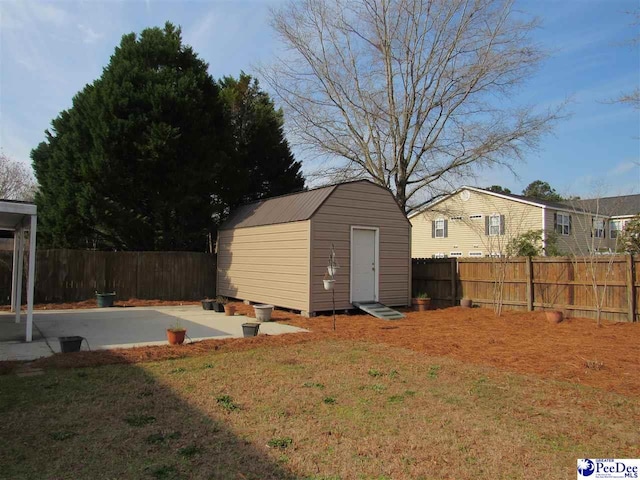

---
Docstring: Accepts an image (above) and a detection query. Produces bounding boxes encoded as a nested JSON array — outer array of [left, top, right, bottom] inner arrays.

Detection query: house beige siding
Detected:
[[545, 208, 617, 255], [217, 221, 311, 312], [310, 182, 411, 311], [411, 189, 543, 258]]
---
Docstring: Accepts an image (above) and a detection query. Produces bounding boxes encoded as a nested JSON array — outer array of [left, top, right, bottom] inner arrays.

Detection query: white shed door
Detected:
[[351, 228, 377, 303]]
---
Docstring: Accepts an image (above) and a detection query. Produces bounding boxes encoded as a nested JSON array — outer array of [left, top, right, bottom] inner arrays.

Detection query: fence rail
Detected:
[[2, 248, 637, 320], [0, 249, 216, 304], [412, 255, 639, 322]]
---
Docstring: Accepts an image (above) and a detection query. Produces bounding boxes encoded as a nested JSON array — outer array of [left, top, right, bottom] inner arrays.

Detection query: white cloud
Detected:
[[78, 23, 103, 44], [184, 10, 217, 49], [608, 160, 639, 177], [34, 3, 69, 26]]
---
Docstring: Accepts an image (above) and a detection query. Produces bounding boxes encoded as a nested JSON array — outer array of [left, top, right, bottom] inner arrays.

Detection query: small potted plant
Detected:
[[323, 272, 335, 291], [221, 297, 236, 316], [96, 291, 116, 308], [412, 292, 431, 311], [460, 297, 473, 308], [327, 244, 340, 276], [213, 296, 226, 313], [167, 319, 187, 345], [201, 298, 215, 310], [545, 309, 563, 324]]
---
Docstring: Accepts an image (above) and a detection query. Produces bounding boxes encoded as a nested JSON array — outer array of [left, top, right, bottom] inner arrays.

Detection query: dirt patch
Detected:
[[2, 301, 638, 396]]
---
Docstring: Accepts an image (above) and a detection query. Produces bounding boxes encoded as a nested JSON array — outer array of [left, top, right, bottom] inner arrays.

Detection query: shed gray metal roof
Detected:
[[219, 184, 338, 230], [560, 195, 640, 217]]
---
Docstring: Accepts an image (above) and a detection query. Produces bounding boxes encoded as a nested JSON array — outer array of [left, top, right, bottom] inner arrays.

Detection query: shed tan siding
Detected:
[[217, 221, 310, 312], [411, 189, 542, 258], [310, 182, 411, 311]]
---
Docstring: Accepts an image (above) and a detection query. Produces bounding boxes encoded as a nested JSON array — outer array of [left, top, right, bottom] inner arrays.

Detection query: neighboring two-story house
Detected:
[[561, 195, 640, 242], [409, 187, 639, 258]]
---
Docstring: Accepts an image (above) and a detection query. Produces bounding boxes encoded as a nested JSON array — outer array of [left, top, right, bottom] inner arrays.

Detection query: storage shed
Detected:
[[217, 180, 411, 316]]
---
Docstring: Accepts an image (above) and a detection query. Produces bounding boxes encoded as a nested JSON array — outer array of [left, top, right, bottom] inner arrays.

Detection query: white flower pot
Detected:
[[323, 279, 335, 291], [253, 304, 274, 322]]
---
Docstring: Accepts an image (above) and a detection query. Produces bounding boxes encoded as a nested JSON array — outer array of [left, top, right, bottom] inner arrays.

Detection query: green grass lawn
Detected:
[[1, 340, 638, 480]]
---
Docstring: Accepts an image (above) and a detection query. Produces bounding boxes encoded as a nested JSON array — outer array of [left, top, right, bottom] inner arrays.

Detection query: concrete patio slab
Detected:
[[0, 306, 307, 362]]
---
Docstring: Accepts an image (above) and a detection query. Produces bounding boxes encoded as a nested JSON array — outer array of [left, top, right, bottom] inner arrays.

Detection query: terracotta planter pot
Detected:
[[412, 298, 431, 312], [224, 305, 236, 316], [167, 329, 186, 345], [460, 298, 473, 308], [545, 310, 563, 324]]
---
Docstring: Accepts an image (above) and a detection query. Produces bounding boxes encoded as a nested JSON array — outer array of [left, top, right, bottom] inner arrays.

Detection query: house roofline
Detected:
[[408, 186, 604, 218]]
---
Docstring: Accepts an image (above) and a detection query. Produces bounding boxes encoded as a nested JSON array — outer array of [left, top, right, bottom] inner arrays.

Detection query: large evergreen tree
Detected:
[[32, 23, 304, 251], [522, 180, 563, 202], [216, 73, 304, 217]]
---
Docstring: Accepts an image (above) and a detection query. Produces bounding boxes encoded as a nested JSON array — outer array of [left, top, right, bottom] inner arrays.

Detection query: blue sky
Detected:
[[0, 0, 638, 198]]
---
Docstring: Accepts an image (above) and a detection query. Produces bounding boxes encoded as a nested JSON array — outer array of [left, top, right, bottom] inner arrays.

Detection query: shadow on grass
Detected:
[[0, 348, 301, 480]]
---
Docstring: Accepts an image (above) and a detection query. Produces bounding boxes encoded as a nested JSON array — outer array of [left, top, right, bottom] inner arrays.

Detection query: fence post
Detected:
[[526, 256, 533, 312], [450, 258, 457, 306], [627, 255, 635, 322]]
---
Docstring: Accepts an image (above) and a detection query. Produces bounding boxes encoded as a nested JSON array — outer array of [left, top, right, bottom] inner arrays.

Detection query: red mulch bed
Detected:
[[1, 301, 638, 396]]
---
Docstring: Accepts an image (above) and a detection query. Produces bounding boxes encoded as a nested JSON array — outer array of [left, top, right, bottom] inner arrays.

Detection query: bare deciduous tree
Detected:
[[562, 195, 620, 326], [606, 10, 639, 110], [612, 88, 640, 110], [264, 0, 562, 211], [0, 153, 36, 201]]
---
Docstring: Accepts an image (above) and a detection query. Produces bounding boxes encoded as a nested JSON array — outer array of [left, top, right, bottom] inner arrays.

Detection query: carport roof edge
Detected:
[[0, 200, 37, 231]]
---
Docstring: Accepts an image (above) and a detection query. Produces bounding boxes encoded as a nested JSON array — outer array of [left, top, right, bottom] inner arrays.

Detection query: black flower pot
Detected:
[[202, 300, 214, 310], [59, 336, 84, 353], [96, 293, 116, 308], [213, 302, 224, 313], [242, 323, 260, 337]]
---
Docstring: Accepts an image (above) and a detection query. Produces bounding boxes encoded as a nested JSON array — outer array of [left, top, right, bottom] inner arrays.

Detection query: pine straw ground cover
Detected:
[[1, 340, 638, 480], [7, 303, 638, 397]]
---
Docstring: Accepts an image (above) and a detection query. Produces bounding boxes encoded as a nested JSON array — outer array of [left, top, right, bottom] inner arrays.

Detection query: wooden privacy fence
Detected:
[[412, 255, 640, 322], [0, 249, 216, 304]]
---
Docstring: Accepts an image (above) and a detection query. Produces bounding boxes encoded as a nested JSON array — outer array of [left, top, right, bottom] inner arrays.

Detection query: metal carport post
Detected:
[[1, 200, 37, 342]]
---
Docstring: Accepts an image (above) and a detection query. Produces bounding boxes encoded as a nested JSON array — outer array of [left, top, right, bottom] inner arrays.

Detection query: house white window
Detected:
[[450, 216, 463, 220], [432, 253, 447, 258], [610, 220, 629, 239], [449, 251, 463, 257], [432, 218, 448, 238], [469, 214, 482, 219], [592, 218, 605, 238], [489, 215, 501, 236], [469, 251, 483, 257], [555, 213, 571, 235]]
